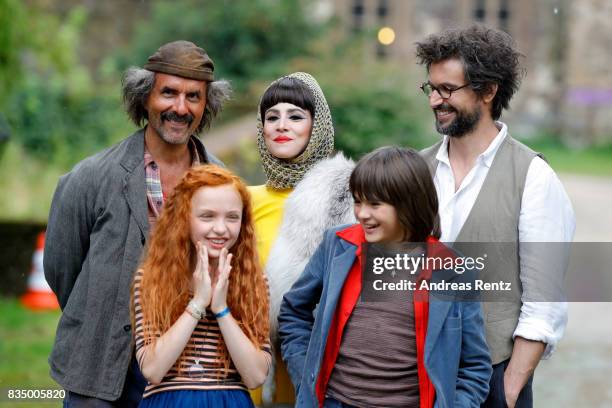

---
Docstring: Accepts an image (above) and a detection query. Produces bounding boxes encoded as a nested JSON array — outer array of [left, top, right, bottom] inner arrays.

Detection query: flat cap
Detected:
[[144, 40, 214, 81]]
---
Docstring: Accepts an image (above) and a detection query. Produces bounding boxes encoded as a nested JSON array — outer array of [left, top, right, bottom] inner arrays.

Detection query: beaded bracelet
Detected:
[[185, 304, 201, 320], [186, 299, 204, 320], [214, 307, 231, 319]]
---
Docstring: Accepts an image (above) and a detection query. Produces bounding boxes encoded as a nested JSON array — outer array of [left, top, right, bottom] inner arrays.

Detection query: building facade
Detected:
[[328, 0, 612, 143]]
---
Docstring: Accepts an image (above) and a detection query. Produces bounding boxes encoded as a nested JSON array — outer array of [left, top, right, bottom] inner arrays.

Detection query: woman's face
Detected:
[[190, 184, 243, 259], [263, 102, 313, 160], [354, 197, 406, 243]]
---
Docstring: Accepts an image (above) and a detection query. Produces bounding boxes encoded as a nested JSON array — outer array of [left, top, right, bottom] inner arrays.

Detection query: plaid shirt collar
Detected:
[[144, 137, 201, 221]]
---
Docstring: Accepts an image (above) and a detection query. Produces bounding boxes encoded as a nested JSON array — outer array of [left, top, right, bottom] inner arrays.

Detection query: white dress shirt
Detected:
[[432, 122, 576, 359]]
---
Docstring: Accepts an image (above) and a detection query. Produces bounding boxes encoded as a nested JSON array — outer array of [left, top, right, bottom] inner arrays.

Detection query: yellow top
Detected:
[[247, 184, 295, 404], [248, 185, 293, 266]]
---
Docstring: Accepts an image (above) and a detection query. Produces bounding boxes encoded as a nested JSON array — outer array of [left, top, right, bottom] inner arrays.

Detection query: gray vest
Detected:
[[421, 135, 540, 364]]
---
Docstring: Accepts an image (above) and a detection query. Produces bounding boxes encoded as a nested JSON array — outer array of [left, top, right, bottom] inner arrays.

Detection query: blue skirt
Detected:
[[139, 389, 255, 408]]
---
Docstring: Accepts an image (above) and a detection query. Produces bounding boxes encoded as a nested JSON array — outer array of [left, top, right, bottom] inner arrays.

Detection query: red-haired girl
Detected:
[[132, 165, 270, 407]]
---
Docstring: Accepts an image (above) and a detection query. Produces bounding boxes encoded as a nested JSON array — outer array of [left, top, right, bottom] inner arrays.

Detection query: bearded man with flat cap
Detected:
[[44, 40, 230, 407]]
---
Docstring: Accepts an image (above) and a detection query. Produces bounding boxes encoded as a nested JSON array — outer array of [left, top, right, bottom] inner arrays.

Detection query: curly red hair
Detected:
[[134, 164, 269, 373]]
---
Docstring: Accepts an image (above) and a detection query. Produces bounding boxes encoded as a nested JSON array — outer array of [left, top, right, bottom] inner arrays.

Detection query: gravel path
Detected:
[[534, 174, 612, 407]]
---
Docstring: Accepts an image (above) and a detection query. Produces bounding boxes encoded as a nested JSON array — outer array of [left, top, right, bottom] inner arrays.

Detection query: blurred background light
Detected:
[[377, 26, 395, 45]]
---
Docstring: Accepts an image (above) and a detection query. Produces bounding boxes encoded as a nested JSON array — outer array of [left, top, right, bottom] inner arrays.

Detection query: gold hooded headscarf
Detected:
[[256, 72, 334, 189]]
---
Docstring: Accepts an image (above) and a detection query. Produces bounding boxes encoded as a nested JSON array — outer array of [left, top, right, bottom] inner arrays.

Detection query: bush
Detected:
[[7, 77, 129, 165], [329, 83, 429, 159], [114, 0, 320, 93], [3, 5, 133, 166]]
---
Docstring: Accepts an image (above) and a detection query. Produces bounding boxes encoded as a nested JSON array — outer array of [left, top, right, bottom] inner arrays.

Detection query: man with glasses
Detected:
[[417, 25, 575, 408]]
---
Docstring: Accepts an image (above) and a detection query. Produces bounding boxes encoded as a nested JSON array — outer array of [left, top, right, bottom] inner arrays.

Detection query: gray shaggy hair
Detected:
[[121, 67, 232, 134]]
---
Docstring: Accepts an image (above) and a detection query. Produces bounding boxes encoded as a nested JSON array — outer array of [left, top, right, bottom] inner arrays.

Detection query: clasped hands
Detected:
[[192, 242, 233, 315]]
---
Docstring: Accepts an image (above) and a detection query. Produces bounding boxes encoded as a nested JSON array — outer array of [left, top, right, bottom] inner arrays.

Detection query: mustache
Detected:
[[161, 111, 194, 124], [433, 103, 456, 112]]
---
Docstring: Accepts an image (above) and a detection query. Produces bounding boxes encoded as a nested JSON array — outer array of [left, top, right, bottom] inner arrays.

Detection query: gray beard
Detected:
[[150, 123, 192, 145]]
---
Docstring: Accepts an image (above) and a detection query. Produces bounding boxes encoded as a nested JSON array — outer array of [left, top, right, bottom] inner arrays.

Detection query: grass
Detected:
[[0, 297, 61, 407], [525, 137, 612, 177]]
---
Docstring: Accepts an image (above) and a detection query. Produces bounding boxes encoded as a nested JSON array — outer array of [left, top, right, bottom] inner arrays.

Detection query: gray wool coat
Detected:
[[44, 129, 222, 400]]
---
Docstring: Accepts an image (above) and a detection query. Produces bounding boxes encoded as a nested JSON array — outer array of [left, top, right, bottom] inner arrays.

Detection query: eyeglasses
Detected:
[[420, 82, 471, 99]]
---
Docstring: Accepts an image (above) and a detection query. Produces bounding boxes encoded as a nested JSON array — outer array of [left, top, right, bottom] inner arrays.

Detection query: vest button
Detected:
[[123, 325, 131, 332]]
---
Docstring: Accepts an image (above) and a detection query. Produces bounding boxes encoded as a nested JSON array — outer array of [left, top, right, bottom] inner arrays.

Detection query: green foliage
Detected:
[[0, 0, 27, 106], [0, 142, 64, 221], [280, 34, 436, 159], [0, 0, 325, 221], [115, 0, 320, 91], [0, 298, 60, 393], [7, 76, 129, 166], [329, 83, 429, 159], [3, 6, 131, 166], [0, 2, 89, 102], [524, 134, 612, 176]]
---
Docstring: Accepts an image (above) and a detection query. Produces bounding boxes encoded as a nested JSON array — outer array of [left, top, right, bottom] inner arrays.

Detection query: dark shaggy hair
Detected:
[[415, 24, 525, 120], [350, 146, 440, 242], [259, 76, 315, 121], [121, 67, 232, 134]]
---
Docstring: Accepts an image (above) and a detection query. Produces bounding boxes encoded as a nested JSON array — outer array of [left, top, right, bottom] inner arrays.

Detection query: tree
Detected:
[[3, 4, 131, 164], [0, 0, 27, 108], [115, 0, 320, 91]]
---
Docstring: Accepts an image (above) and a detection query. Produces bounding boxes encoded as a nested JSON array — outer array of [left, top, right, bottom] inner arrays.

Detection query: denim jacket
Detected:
[[278, 225, 492, 408]]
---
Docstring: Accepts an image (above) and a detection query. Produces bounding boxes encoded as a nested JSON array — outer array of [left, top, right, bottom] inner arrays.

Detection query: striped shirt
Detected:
[[133, 271, 271, 398], [326, 278, 420, 407]]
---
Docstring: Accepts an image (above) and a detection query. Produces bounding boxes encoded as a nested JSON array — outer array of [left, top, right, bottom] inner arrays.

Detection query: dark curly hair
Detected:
[[415, 24, 525, 120]]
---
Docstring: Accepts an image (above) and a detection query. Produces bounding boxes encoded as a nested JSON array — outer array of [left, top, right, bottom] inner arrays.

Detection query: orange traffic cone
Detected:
[[20, 232, 59, 310]]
